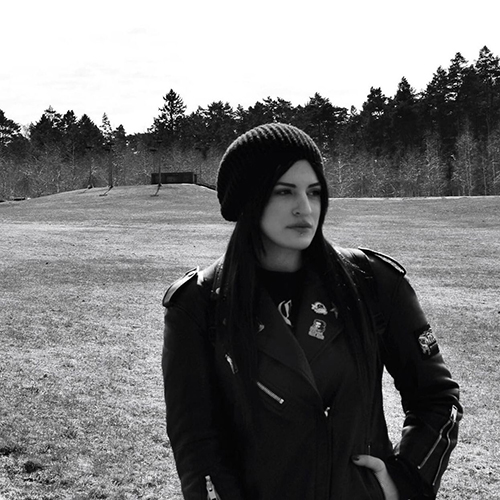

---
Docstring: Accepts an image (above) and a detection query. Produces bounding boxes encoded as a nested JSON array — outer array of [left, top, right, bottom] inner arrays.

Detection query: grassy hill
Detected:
[[1, 185, 499, 499]]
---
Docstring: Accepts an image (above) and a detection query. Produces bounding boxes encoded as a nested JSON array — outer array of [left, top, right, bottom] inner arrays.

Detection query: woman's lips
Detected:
[[288, 222, 313, 229]]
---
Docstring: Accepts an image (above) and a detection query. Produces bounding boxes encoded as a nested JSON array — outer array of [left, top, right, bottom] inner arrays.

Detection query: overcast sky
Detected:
[[2, 0, 499, 134]]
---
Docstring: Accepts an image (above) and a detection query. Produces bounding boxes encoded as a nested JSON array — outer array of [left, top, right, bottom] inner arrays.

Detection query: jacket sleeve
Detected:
[[162, 272, 246, 500], [368, 256, 462, 499]]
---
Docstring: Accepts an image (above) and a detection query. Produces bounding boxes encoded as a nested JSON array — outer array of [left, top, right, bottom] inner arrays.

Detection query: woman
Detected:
[[162, 123, 461, 499]]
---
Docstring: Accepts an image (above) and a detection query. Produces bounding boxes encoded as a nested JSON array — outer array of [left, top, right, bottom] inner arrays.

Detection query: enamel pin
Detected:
[[308, 319, 326, 340], [311, 302, 328, 315]]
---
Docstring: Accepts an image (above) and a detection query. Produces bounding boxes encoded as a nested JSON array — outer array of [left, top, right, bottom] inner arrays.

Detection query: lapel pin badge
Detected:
[[311, 302, 328, 315], [308, 319, 326, 340]]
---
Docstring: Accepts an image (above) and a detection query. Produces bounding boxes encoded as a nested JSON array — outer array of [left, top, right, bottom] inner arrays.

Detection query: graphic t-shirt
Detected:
[[257, 267, 305, 331]]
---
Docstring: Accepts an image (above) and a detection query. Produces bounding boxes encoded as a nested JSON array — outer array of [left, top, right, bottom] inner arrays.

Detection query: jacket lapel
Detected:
[[256, 291, 317, 390]]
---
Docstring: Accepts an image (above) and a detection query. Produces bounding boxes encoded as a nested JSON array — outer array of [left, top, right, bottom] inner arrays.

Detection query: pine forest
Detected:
[[1, 47, 500, 200]]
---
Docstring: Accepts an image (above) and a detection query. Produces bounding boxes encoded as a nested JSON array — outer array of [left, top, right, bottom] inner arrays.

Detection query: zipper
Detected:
[[432, 405, 459, 486], [257, 381, 285, 405], [418, 405, 458, 475], [205, 475, 220, 500]]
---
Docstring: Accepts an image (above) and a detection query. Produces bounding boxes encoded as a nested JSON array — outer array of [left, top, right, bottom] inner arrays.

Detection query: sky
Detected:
[[2, 0, 499, 135]]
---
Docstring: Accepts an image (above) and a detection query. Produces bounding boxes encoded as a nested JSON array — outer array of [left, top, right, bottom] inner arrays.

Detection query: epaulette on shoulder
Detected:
[[359, 247, 406, 276], [162, 267, 199, 307], [198, 255, 225, 301]]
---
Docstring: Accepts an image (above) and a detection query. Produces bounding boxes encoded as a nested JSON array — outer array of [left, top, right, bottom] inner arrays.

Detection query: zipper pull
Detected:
[[256, 381, 285, 405], [450, 404, 458, 423], [205, 475, 220, 500], [324, 407, 330, 417], [225, 353, 238, 374]]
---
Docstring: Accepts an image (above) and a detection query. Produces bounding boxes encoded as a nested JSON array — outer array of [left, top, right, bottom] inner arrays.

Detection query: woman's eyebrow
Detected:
[[275, 181, 321, 188]]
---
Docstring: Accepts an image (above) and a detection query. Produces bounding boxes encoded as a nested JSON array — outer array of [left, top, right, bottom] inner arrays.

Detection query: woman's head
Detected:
[[217, 123, 328, 220], [217, 123, 329, 267]]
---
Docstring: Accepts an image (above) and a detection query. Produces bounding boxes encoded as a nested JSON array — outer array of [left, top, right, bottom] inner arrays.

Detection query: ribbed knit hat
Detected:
[[217, 123, 324, 221]]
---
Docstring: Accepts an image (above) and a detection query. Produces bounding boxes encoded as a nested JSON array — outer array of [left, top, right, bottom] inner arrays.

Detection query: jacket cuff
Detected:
[[385, 455, 434, 499]]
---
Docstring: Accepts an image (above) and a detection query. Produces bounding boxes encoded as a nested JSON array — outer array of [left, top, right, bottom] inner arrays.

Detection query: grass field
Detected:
[[1, 185, 499, 499]]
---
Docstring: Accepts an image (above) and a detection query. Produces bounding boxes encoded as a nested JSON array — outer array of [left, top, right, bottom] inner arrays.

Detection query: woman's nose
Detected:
[[293, 193, 312, 216]]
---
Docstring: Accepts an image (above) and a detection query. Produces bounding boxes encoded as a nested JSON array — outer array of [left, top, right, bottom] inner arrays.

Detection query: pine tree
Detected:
[[474, 46, 500, 140], [0, 109, 21, 148], [388, 77, 421, 151], [295, 93, 348, 153], [29, 106, 63, 150], [101, 113, 113, 142], [358, 87, 390, 156], [151, 89, 187, 146]]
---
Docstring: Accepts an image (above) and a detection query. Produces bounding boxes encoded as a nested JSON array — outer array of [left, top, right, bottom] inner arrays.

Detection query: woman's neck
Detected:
[[259, 249, 303, 273]]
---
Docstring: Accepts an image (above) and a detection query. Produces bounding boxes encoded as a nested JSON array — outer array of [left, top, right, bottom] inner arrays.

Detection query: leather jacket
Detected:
[[162, 247, 461, 499]]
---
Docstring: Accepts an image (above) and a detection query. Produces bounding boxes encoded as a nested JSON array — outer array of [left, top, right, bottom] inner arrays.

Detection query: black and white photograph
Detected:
[[1, 1, 499, 498]]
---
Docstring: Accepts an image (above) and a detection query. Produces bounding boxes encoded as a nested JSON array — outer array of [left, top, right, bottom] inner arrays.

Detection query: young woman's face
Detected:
[[259, 160, 322, 271]]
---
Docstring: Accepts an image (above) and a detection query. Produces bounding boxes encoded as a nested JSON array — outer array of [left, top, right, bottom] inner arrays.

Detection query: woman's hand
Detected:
[[353, 455, 400, 500]]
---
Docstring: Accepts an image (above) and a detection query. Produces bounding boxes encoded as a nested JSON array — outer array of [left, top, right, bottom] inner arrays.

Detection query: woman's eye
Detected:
[[308, 189, 322, 197], [274, 189, 292, 196]]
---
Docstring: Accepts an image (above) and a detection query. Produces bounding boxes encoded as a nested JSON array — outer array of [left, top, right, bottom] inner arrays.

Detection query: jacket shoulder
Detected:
[[162, 268, 199, 307], [162, 256, 223, 308], [334, 246, 405, 276], [359, 247, 406, 276]]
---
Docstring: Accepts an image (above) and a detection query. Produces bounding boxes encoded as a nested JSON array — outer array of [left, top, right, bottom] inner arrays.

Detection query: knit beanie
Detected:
[[217, 123, 324, 221]]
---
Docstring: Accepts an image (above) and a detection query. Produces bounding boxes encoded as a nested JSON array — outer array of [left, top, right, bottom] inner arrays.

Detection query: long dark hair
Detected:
[[217, 159, 378, 414]]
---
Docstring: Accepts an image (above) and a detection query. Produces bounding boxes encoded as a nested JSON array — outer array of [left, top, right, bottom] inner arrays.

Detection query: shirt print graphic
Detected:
[[278, 299, 293, 326]]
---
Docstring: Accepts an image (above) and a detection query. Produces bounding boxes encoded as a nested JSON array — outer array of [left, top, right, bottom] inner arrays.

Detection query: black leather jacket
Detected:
[[162, 247, 461, 499]]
